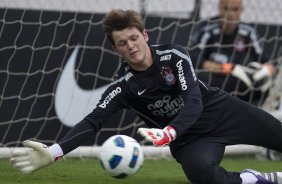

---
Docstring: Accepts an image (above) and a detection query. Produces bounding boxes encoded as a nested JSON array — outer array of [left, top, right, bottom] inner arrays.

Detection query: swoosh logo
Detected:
[[137, 89, 146, 95], [55, 47, 108, 127]]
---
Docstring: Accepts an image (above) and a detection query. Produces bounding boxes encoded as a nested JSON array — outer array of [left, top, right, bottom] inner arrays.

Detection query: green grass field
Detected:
[[1, 156, 282, 184]]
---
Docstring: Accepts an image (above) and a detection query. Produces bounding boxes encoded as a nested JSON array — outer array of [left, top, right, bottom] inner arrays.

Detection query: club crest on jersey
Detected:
[[160, 66, 176, 86], [234, 36, 246, 52]]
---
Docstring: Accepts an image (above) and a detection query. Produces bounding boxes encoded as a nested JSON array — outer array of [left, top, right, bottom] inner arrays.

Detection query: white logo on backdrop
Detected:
[[55, 47, 108, 127]]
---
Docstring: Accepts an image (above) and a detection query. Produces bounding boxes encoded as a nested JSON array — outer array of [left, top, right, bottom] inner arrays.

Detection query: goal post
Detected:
[[0, 0, 282, 159]]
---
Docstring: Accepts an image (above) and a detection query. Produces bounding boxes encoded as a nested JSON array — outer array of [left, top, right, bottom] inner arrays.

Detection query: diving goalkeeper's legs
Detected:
[[170, 137, 282, 184], [169, 96, 282, 184]]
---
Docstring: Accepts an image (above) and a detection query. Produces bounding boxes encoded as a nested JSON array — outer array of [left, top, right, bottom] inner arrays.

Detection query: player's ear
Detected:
[[112, 45, 122, 57], [112, 45, 118, 53], [143, 29, 149, 42]]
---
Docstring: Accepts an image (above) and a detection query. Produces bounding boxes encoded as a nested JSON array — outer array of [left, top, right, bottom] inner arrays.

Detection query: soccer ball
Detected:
[[99, 135, 144, 179]]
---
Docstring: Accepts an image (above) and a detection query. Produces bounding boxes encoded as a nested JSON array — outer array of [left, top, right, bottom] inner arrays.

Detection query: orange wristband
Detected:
[[264, 63, 275, 76], [222, 63, 234, 74]]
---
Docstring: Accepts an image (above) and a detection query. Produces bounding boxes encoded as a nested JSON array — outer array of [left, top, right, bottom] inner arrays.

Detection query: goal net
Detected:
[[0, 0, 282, 159]]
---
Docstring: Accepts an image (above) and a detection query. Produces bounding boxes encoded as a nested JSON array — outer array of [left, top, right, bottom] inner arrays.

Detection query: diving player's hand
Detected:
[[137, 126, 177, 146], [10, 140, 62, 173]]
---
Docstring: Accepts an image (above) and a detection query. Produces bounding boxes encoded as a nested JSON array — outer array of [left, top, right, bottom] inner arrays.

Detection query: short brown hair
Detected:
[[102, 9, 145, 45]]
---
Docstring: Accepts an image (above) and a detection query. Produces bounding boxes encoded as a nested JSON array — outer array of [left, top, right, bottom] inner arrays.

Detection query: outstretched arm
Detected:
[[10, 119, 98, 173], [10, 80, 128, 173]]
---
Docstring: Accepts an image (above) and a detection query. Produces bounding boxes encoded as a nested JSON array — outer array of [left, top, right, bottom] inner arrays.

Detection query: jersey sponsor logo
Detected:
[[147, 95, 184, 117], [99, 87, 122, 108], [160, 54, 171, 61], [176, 60, 187, 90], [55, 47, 108, 127]]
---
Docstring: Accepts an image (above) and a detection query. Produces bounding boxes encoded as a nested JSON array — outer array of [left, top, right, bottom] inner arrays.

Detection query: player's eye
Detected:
[[224, 7, 240, 12], [232, 7, 239, 12], [118, 41, 127, 47], [130, 35, 138, 41]]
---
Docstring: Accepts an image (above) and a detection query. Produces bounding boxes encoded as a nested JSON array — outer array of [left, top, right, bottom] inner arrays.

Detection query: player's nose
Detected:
[[126, 40, 134, 50]]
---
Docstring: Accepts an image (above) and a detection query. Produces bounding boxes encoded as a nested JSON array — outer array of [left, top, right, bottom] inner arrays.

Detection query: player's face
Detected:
[[219, 0, 243, 32], [112, 27, 151, 70]]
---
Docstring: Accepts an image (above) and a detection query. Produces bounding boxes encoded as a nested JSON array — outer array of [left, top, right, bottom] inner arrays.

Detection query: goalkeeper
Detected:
[[189, 0, 275, 106], [11, 8, 282, 184]]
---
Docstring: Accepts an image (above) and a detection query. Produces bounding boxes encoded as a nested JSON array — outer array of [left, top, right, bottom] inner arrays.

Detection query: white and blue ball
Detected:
[[99, 135, 144, 178]]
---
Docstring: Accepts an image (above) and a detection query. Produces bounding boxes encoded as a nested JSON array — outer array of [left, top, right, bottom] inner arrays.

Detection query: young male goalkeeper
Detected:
[[10, 9, 282, 184]]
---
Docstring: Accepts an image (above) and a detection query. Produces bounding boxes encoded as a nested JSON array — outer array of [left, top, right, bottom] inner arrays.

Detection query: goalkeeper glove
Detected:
[[10, 140, 63, 173], [248, 62, 274, 92], [250, 62, 274, 81], [137, 126, 177, 146], [222, 63, 254, 89]]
